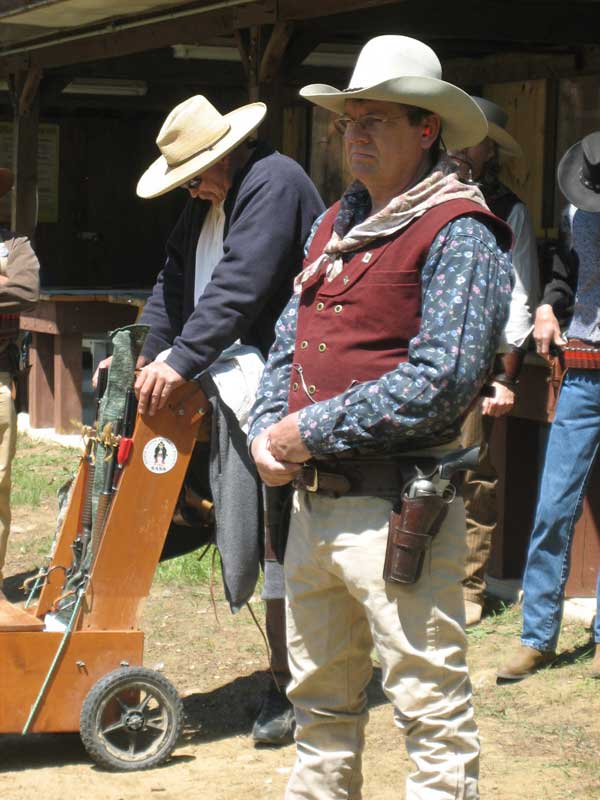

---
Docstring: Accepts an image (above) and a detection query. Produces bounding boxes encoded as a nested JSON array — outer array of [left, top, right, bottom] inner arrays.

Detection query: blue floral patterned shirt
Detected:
[[248, 215, 513, 456]]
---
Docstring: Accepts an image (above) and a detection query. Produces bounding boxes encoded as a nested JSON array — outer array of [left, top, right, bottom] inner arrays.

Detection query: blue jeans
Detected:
[[521, 370, 600, 651]]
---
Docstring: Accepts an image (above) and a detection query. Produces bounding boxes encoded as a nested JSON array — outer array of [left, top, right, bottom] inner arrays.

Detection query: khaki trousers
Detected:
[[0, 372, 16, 587], [459, 405, 497, 605], [284, 490, 479, 800]]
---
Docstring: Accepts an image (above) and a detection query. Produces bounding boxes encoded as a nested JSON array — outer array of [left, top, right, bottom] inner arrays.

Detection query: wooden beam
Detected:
[[443, 52, 577, 87], [259, 21, 294, 83], [279, 0, 402, 21], [0, 0, 61, 14], [0, 10, 233, 73], [234, 28, 250, 77], [232, 0, 275, 27], [282, 25, 325, 73], [542, 78, 559, 230], [10, 67, 40, 241], [17, 64, 41, 114], [297, 0, 600, 47], [246, 25, 261, 100]]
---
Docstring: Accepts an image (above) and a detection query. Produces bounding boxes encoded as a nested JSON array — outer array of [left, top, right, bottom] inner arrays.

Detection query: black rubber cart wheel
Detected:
[[79, 666, 183, 771]]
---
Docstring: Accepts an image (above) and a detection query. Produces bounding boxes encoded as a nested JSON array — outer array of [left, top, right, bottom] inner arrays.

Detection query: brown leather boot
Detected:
[[496, 645, 556, 683], [590, 644, 600, 679]]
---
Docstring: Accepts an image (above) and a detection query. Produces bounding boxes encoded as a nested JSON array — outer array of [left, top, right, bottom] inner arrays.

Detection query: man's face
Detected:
[[342, 99, 438, 193], [449, 138, 496, 182], [185, 156, 231, 205]]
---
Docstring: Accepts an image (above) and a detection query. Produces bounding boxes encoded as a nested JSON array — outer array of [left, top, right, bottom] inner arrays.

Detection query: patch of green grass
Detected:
[[35, 534, 54, 556], [155, 546, 221, 585], [155, 546, 267, 595], [12, 434, 80, 508]]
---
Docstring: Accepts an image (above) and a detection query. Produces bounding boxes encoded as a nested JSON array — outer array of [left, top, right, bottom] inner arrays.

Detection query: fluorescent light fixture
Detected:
[[62, 78, 148, 96], [302, 48, 356, 68], [172, 44, 240, 62], [172, 43, 357, 68]]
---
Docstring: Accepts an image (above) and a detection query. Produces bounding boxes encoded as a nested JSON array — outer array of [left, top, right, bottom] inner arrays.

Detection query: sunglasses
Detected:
[[182, 176, 202, 190]]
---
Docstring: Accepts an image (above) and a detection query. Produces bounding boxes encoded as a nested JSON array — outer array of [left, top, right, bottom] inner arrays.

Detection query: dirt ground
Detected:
[[1, 489, 599, 800]]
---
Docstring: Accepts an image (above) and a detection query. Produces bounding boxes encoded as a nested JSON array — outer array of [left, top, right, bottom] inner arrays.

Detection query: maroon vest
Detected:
[[288, 199, 511, 414]]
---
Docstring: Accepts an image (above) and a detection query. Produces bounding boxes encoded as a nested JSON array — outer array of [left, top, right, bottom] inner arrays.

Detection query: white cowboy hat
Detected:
[[471, 96, 523, 159], [137, 95, 267, 199], [300, 35, 487, 151]]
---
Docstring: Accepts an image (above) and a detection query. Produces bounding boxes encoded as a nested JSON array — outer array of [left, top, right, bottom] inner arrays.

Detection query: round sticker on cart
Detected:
[[143, 437, 178, 474]]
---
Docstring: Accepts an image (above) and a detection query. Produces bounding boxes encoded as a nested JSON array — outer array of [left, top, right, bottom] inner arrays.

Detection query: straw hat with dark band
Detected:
[[557, 132, 600, 213], [471, 97, 523, 159], [299, 35, 487, 151], [137, 96, 267, 199]]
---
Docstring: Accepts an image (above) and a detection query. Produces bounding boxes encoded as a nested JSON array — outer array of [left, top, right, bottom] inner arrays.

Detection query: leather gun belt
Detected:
[[293, 458, 414, 498]]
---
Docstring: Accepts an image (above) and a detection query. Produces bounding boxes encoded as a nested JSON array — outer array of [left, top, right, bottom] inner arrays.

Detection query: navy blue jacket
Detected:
[[140, 142, 324, 378]]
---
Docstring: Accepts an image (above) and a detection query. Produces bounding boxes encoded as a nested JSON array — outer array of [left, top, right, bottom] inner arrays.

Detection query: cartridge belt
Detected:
[[563, 338, 600, 369]]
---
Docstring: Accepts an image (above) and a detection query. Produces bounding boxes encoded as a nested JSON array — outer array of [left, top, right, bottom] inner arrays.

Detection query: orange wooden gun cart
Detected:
[[0, 381, 209, 771]]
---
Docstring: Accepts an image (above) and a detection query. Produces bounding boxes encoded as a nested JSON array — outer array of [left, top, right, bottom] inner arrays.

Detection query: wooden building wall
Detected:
[[484, 80, 548, 235], [0, 81, 250, 289], [33, 110, 184, 288]]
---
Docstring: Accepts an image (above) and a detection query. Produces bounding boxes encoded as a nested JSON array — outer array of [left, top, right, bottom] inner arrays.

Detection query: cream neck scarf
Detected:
[[295, 159, 488, 293]]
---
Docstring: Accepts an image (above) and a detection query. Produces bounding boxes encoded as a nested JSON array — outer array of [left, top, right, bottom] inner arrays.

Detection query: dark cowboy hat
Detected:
[[557, 132, 600, 212], [0, 168, 14, 197]]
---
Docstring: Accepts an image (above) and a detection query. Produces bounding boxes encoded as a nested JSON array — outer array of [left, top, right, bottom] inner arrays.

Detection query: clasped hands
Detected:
[[250, 412, 311, 486]]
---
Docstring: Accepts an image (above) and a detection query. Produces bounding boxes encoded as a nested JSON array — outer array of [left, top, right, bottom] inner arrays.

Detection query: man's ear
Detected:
[[421, 114, 441, 150]]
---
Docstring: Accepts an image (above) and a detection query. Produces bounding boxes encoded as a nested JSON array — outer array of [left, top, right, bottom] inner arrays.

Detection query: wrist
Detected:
[[492, 346, 526, 384], [492, 374, 518, 390], [536, 304, 555, 320]]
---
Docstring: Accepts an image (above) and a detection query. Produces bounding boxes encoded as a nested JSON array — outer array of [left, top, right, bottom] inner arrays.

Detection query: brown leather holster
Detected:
[[546, 350, 566, 422], [383, 495, 448, 585]]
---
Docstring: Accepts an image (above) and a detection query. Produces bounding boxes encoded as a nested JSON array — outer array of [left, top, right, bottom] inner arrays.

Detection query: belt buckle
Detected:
[[303, 463, 319, 492]]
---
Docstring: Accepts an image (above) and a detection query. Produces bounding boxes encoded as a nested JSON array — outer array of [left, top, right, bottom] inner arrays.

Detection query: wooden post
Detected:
[[10, 68, 42, 242], [29, 333, 54, 429], [259, 22, 294, 149], [236, 23, 299, 151], [53, 332, 82, 434]]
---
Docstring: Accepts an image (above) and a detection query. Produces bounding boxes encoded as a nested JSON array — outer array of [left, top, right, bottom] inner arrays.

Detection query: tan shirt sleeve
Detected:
[[0, 234, 40, 312]]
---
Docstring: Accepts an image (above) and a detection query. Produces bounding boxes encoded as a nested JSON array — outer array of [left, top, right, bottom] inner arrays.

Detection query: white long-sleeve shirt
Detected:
[[499, 201, 540, 350]]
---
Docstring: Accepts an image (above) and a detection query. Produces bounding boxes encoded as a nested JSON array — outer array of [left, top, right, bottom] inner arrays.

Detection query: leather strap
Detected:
[[294, 464, 352, 496], [293, 458, 414, 498]]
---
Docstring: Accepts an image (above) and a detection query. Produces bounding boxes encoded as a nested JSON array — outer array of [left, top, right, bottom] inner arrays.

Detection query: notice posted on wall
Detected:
[[0, 122, 59, 223]]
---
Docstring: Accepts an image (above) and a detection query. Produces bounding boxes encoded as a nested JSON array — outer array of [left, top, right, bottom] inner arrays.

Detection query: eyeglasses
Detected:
[[333, 113, 408, 136], [181, 176, 202, 190]]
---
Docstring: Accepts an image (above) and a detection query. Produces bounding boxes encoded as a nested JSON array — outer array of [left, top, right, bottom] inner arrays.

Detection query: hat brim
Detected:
[[557, 139, 600, 213], [300, 76, 488, 150], [487, 121, 523, 159], [136, 102, 267, 199]]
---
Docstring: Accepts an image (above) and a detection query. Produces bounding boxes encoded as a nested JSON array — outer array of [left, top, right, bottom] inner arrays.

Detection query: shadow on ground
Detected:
[[551, 638, 595, 669], [0, 670, 387, 770], [0, 732, 88, 770], [181, 666, 388, 745]]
